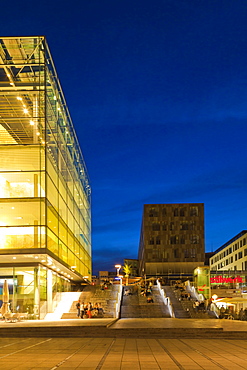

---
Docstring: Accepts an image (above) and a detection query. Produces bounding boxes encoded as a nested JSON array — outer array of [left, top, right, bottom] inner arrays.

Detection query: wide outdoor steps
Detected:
[[163, 286, 215, 319], [120, 286, 170, 318], [0, 325, 247, 339], [61, 285, 120, 319], [163, 286, 191, 318]]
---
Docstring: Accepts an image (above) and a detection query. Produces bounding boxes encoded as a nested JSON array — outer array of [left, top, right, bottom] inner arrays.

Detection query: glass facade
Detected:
[[0, 36, 91, 318]]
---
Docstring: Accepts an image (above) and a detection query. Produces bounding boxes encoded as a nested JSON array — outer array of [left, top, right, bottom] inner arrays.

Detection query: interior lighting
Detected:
[[30, 120, 34, 125], [35, 256, 39, 259], [16, 96, 22, 101], [13, 257, 16, 259], [23, 108, 29, 114], [41, 260, 46, 262], [37, 132, 40, 136]]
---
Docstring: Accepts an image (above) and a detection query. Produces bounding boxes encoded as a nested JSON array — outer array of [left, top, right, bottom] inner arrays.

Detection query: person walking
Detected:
[[80, 302, 85, 319], [76, 300, 81, 318], [87, 302, 93, 319]]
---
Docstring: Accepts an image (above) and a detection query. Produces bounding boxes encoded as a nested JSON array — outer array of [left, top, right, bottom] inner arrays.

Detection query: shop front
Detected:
[[193, 268, 247, 318]]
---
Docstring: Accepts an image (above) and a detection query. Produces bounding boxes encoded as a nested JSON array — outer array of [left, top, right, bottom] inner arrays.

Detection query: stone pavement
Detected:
[[1, 336, 247, 369], [1, 318, 247, 368]]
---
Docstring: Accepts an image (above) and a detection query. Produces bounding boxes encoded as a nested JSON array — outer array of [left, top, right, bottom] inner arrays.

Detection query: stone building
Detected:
[[138, 203, 205, 282]]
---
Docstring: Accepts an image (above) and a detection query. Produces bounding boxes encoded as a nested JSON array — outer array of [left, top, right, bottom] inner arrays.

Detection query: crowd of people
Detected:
[[76, 300, 104, 319], [174, 282, 191, 301], [140, 281, 155, 303], [219, 306, 247, 320]]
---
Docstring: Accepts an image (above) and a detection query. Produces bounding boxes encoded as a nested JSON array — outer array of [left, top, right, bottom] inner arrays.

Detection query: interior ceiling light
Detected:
[[23, 108, 28, 114], [16, 96, 22, 101], [30, 120, 34, 125]]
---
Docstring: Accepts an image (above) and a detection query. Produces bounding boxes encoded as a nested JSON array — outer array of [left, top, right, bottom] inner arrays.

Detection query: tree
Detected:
[[122, 263, 132, 286]]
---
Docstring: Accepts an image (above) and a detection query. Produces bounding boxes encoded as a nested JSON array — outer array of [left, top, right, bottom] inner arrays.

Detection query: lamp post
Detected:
[[115, 264, 121, 277]]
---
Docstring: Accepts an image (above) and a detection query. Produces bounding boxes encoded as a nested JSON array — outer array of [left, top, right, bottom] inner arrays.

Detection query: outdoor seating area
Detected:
[[0, 312, 28, 323], [0, 279, 29, 323]]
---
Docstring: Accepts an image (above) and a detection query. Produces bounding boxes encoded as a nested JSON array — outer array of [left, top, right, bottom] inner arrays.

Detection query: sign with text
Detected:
[[210, 275, 243, 284]]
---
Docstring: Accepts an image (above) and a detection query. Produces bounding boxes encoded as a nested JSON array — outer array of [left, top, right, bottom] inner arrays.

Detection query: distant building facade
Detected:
[[99, 271, 116, 283], [209, 231, 247, 271], [138, 203, 205, 281]]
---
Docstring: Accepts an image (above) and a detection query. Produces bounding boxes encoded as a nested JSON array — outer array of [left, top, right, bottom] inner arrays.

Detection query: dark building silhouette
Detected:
[[138, 203, 205, 282]]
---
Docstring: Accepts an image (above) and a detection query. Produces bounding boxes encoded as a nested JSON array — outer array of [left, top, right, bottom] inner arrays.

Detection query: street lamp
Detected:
[[115, 264, 121, 277]]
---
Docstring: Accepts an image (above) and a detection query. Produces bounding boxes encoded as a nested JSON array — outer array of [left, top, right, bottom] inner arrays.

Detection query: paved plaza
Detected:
[[0, 319, 247, 369], [1, 336, 247, 369]]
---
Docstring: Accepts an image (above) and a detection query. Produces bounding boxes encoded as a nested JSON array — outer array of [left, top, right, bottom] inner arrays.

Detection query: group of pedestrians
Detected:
[[219, 306, 247, 320], [140, 281, 155, 303], [76, 300, 104, 319], [174, 282, 191, 301]]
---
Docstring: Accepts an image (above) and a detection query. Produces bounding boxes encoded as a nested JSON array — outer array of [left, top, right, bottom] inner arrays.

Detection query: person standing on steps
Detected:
[[76, 300, 81, 318], [80, 302, 85, 319], [87, 302, 93, 319]]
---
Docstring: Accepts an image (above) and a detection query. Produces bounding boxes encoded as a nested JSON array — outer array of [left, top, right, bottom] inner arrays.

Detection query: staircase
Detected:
[[163, 286, 190, 318], [163, 286, 216, 319], [120, 286, 170, 318], [61, 284, 120, 319]]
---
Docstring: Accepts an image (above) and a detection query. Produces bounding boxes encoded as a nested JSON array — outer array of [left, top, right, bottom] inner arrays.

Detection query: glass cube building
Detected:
[[0, 36, 91, 318]]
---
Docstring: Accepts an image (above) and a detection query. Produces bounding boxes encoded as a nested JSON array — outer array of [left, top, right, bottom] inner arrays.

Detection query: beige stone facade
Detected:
[[209, 230, 247, 271], [138, 203, 205, 279]]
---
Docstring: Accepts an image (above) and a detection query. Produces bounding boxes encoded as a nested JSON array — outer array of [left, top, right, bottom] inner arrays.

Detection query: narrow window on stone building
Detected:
[[191, 249, 196, 258], [156, 236, 161, 245], [170, 236, 177, 244], [180, 207, 186, 217], [190, 207, 198, 216], [180, 236, 185, 244], [184, 249, 189, 258], [162, 222, 167, 231], [180, 222, 188, 230], [191, 235, 199, 244]]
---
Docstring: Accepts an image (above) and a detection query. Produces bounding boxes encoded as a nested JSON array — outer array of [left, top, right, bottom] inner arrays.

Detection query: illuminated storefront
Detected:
[[0, 36, 91, 318]]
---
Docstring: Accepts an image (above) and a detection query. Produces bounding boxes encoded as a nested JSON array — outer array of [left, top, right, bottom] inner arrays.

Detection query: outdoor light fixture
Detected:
[[115, 264, 121, 276]]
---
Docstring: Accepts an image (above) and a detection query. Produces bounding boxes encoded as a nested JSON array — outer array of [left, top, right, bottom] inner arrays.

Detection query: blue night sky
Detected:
[[3, 0, 247, 274]]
